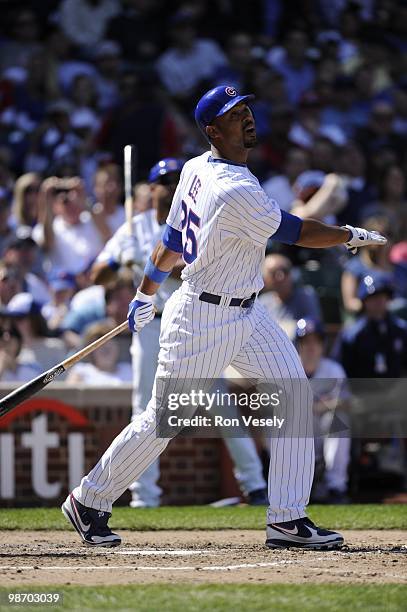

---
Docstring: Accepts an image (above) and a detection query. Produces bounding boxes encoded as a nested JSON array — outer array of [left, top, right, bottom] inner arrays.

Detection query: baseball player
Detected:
[[63, 86, 386, 549], [295, 318, 351, 504], [90, 158, 183, 508], [91, 157, 268, 507]]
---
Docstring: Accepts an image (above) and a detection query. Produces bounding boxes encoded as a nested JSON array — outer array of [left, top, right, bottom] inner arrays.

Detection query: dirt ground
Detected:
[[0, 530, 405, 586]]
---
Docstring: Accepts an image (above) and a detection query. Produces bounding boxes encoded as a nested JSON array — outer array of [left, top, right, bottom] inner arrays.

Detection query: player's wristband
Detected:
[[135, 288, 155, 303], [144, 257, 171, 284], [107, 257, 120, 271]]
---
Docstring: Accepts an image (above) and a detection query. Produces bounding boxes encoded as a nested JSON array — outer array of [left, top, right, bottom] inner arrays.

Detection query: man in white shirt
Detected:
[[33, 176, 104, 276]]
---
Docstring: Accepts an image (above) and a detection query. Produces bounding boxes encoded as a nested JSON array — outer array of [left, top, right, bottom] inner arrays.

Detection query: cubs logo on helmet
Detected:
[[225, 87, 237, 97]]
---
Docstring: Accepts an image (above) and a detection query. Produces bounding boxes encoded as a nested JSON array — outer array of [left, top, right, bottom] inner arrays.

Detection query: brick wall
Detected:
[[0, 384, 235, 507]]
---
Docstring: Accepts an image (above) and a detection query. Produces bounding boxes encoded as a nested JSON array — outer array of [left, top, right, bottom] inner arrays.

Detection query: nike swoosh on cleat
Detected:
[[70, 496, 91, 533], [270, 524, 300, 536]]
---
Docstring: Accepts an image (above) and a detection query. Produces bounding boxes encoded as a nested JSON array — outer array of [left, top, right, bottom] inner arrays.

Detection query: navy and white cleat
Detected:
[[266, 517, 344, 550], [62, 493, 121, 547]]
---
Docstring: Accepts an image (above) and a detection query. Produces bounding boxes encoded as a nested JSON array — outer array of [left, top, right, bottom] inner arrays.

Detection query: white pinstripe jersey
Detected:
[[167, 151, 282, 296], [96, 208, 180, 312]]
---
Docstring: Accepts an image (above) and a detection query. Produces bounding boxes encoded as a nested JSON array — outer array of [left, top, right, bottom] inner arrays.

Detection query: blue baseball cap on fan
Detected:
[[194, 85, 255, 138], [358, 274, 394, 301], [148, 158, 184, 183], [295, 318, 325, 340]]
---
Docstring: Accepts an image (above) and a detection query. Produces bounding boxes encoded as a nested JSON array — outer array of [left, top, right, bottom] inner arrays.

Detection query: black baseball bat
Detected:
[[0, 320, 128, 419]]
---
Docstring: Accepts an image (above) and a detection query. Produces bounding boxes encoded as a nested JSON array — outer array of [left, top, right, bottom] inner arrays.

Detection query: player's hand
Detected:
[[343, 224, 387, 255], [127, 289, 155, 333], [119, 236, 138, 266]]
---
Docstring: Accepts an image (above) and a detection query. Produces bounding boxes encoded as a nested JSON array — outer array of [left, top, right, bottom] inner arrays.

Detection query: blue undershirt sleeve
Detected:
[[271, 210, 303, 245], [162, 223, 183, 253]]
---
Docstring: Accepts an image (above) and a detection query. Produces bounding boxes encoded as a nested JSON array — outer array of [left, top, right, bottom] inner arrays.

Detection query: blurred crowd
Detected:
[[0, 0, 406, 500]]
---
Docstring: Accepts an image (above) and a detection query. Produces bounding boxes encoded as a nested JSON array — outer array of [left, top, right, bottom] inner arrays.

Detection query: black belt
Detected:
[[199, 292, 256, 308]]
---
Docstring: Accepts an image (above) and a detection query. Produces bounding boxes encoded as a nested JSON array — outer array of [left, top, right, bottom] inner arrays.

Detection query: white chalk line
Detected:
[[2, 560, 293, 572], [111, 549, 213, 556]]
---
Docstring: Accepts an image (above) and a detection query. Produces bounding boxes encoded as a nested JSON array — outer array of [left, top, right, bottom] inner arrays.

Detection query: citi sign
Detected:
[[0, 399, 88, 499]]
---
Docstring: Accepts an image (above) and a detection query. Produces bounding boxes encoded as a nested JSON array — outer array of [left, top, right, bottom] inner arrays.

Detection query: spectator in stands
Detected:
[[261, 147, 310, 212], [58, 0, 120, 53], [356, 101, 404, 163], [0, 264, 23, 307], [341, 215, 394, 314], [336, 141, 377, 227], [12, 173, 41, 228], [259, 254, 321, 339], [91, 163, 125, 240], [320, 75, 360, 138], [107, 0, 166, 63], [3, 236, 50, 305], [156, 9, 226, 110], [66, 319, 132, 385], [101, 70, 181, 178], [69, 73, 100, 126], [250, 67, 288, 139], [0, 8, 42, 72], [296, 318, 351, 504], [61, 270, 133, 348], [336, 275, 407, 378], [309, 135, 337, 173], [42, 272, 77, 333], [258, 103, 294, 176], [0, 325, 41, 382], [212, 32, 253, 92], [363, 164, 407, 243], [93, 40, 122, 112], [0, 188, 16, 256], [26, 100, 81, 175], [132, 182, 152, 214], [290, 171, 348, 224], [1, 292, 66, 371], [267, 29, 315, 106], [33, 176, 104, 276]]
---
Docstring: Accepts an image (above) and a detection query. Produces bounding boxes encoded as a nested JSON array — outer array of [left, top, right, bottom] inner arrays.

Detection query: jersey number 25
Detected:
[[181, 200, 201, 264]]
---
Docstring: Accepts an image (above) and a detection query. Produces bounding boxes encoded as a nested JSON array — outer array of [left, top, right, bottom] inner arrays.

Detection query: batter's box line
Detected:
[[2, 560, 293, 572]]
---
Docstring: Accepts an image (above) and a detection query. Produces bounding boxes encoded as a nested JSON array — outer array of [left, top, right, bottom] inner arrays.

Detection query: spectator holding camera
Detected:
[[32, 176, 104, 276]]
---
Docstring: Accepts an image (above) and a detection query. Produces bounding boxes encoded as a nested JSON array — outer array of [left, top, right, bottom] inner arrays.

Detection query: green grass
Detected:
[[0, 504, 406, 531], [0, 584, 406, 612]]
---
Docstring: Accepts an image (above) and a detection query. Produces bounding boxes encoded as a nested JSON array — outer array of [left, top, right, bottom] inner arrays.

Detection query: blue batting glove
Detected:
[[127, 290, 155, 333]]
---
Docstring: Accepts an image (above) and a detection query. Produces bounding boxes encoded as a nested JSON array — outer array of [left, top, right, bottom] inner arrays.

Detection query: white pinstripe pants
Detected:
[[74, 282, 314, 523]]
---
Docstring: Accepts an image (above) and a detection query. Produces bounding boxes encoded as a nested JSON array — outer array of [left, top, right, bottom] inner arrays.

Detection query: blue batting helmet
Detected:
[[194, 85, 255, 138], [296, 318, 325, 340], [358, 274, 394, 301], [148, 158, 184, 183]]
